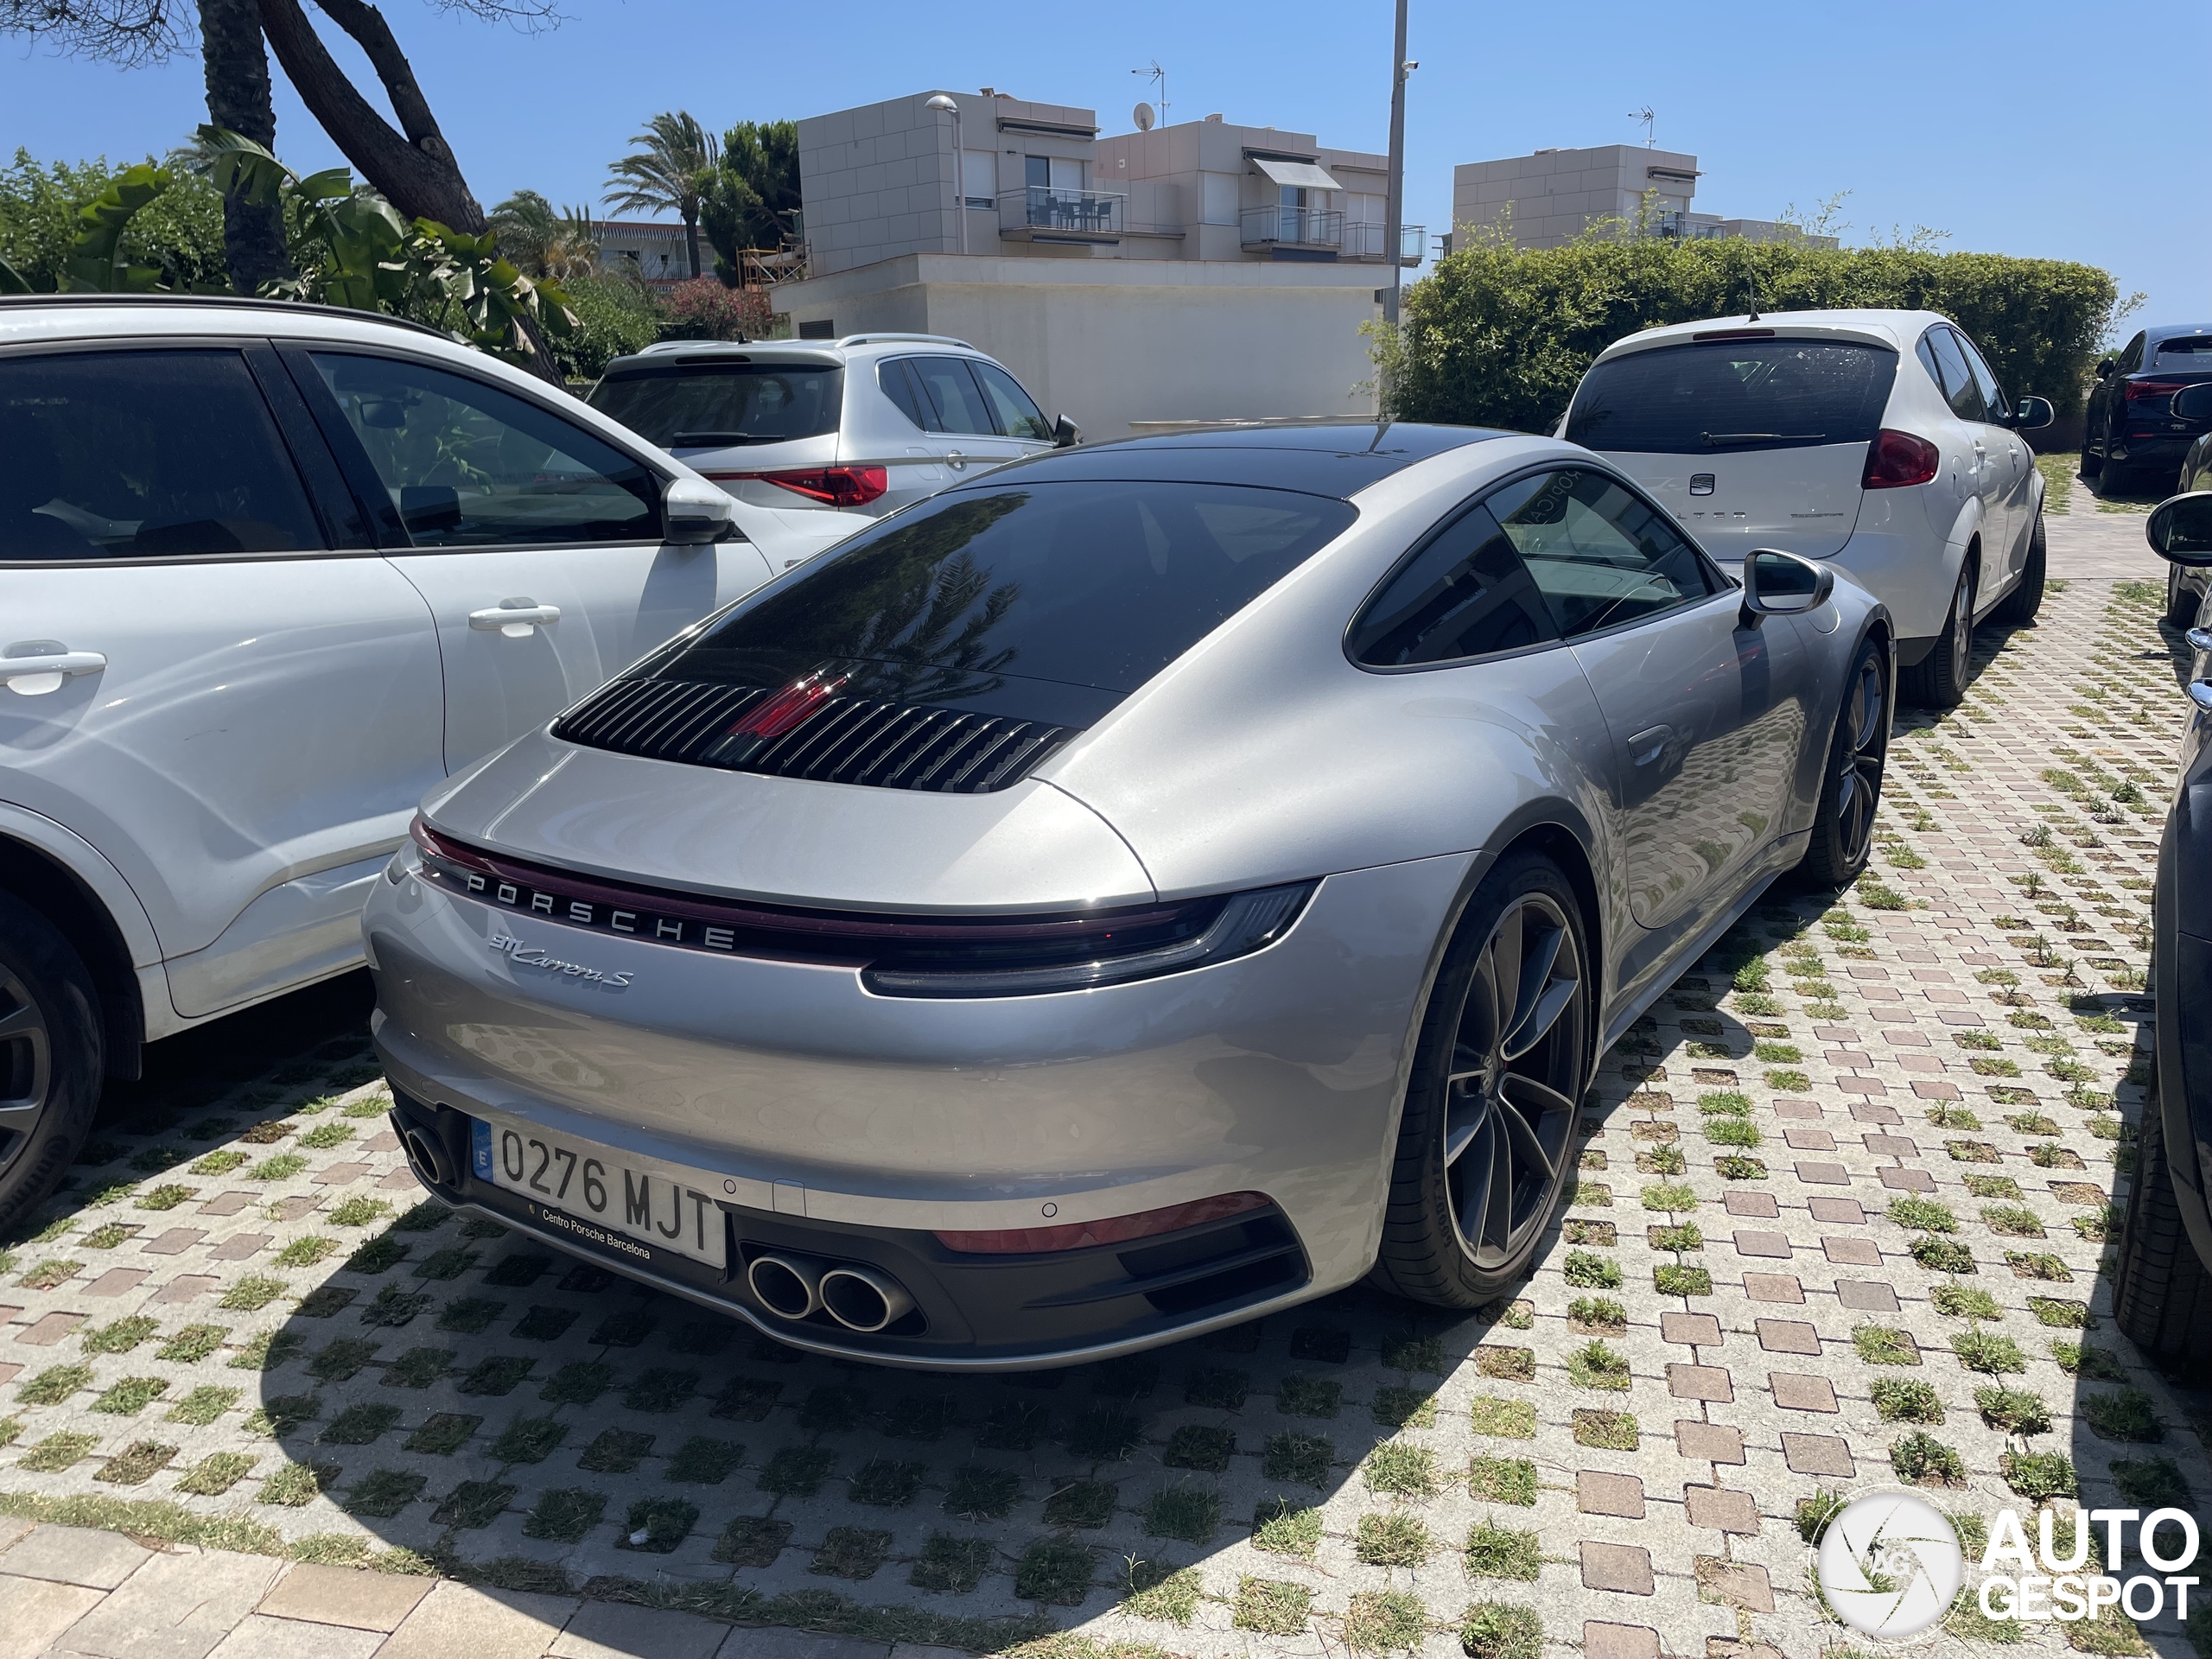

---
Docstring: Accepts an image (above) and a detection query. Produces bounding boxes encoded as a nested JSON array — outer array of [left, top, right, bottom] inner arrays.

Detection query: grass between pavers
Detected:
[[0, 1490, 1063, 1652]]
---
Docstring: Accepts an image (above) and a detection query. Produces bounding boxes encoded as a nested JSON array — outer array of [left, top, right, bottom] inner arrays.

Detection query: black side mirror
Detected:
[[2097, 358, 2117, 379], [1739, 547, 1834, 626], [2147, 492, 2212, 567], [2012, 396, 2055, 431], [1052, 415, 1082, 448], [2173, 385, 2212, 424]]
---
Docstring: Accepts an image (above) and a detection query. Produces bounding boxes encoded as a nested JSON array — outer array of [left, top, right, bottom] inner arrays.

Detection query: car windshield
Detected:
[[661, 479, 1356, 702], [1566, 339, 1898, 454], [589, 361, 842, 448]]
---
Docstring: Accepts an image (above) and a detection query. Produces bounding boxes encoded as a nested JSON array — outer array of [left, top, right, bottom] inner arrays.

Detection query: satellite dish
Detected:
[[1133, 101, 1154, 131]]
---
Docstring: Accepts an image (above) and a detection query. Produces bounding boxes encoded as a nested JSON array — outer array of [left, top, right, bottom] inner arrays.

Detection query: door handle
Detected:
[[468, 599, 561, 638], [2187, 627, 2212, 653], [1627, 724, 1675, 766], [2190, 681, 2212, 712], [945, 450, 967, 470], [2, 642, 105, 696]]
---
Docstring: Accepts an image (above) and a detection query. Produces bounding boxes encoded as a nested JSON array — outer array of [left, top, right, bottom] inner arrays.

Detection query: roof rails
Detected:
[[0, 291, 449, 340], [838, 333, 973, 350]]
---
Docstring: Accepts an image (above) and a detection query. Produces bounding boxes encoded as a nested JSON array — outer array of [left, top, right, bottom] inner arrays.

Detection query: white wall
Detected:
[[772, 254, 1382, 438]]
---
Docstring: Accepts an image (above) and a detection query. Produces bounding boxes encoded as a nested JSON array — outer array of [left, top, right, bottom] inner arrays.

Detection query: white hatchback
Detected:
[[1563, 308, 2054, 706], [0, 293, 827, 1232]]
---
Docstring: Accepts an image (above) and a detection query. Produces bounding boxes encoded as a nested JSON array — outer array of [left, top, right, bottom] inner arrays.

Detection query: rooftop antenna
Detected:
[[1630, 105, 1656, 147], [1132, 60, 1167, 130]]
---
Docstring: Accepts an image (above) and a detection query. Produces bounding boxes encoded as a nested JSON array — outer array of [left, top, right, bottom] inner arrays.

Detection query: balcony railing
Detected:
[[1344, 222, 1426, 265], [997, 187, 1125, 241], [1241, 205, 1344, 250]]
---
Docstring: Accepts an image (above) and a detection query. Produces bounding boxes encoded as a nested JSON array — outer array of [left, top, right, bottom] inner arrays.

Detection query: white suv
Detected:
[[1563, 308, 2054, 706], [0, 294, 823, 1230], [586, 334, 1075, 528]]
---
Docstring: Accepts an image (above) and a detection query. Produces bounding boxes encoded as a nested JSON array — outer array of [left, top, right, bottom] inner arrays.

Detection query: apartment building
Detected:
[[776, 91, 1414, 437], [1448, 144, 1837, 251]]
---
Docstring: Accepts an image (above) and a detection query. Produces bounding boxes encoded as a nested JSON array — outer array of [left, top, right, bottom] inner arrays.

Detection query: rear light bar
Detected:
[[1861, 429, 1940, 489], [936, 1191, 1270, 1254], [2126, 379, 2188, 403], [1692, 327, 1777, 341], [703, 465, 888, 506], [406, 817, 1313, 995]]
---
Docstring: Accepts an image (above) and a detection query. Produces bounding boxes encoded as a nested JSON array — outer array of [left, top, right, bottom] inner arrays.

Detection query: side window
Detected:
[[309, 352, 660, 548], [906, 356, 996, 436], [1924, 329, 1985, 423], [1952, 330, 2005, 420], [1349, 499, 1557, 666], [970, 361, 1052, 442], [1916, 334, 1948, 398], [879, 359, 940, 432], [1489, 468, 1718, 639], [0, 349, 323, 561], [2118, 333, 2145, 374]]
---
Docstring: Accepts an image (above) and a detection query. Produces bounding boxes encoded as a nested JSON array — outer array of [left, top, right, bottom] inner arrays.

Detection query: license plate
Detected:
[[470, 1116, 728, 1272]]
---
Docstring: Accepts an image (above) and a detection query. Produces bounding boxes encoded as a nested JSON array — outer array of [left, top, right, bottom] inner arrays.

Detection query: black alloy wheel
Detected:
[[1378, 851, 1592, 1307], [0, 962, 51, 1156], [0, 893, 102, 1235], [1902, 563, 1974, 709], [1798, 636, 1889, 886], [1441, 891, 1586, 1268]]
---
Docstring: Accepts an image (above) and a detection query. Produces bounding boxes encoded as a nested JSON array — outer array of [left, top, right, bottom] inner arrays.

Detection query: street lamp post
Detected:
[[1382, 0, 1411, 326], [925, 93, 966, 256]]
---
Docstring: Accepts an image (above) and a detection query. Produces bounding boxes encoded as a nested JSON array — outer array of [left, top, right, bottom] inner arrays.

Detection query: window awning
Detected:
[[1248, 155, 1344, 192]]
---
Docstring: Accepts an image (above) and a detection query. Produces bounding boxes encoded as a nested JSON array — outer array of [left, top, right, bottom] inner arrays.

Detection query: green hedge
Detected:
[[1377, 237, 2119, 435]]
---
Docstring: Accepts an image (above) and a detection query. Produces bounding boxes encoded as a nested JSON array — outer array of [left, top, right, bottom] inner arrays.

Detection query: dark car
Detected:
[[2083, 324, 2212, 498], [2162, 383, 2212, 621], [2115, 491, 2212, 1362]]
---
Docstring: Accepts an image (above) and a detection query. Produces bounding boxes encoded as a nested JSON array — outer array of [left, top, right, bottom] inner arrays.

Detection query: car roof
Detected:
[[935, 422, 1510, 499], [605, 334, 984, 374], [1590, 308, 1948, 363], [0, 291, 451, 343], [2143, 324, 2212, 346]]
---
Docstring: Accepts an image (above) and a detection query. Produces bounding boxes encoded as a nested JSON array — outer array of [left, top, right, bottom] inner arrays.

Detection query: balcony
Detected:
[[997, 187, 1125, 244], [1241, 205, 1344, 253], [1344, 222, 1426, 266]]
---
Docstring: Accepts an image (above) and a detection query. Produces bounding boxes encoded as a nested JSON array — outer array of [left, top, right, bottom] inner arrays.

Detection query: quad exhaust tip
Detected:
[[817, 1264, 916, 1333], [747, 1254, 824, 1320]]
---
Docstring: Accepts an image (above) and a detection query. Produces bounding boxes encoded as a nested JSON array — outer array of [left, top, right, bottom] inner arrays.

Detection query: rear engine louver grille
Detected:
[[551, 679, 1077, 794]]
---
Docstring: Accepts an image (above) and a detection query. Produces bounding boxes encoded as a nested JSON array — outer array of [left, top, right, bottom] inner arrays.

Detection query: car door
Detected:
[[901, 355, 1027, 478], [968, 359, 1058, 461], [0, 341, 445, 1020], [1952, 327, 2028, 582], [1492, 467, 1810, 944], [1919, 327, 2005, 599], [288, 346, 775, 772]]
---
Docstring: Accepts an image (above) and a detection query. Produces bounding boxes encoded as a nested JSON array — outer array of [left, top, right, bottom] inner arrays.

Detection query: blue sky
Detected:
[[5, 0, 2205, 351]]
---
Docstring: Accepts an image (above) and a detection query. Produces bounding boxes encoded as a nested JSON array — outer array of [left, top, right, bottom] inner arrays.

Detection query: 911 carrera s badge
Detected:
[[487, 931, 632, 987]]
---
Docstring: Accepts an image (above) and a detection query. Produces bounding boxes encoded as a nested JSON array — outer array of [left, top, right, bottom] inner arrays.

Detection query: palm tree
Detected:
[[491, 189, 601, 282], [604, 111, 716, 279]]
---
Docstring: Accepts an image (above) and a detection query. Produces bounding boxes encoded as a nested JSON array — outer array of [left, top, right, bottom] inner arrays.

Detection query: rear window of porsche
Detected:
[[1566, 339, 1898, 455], [667, 479, 1356, 696]]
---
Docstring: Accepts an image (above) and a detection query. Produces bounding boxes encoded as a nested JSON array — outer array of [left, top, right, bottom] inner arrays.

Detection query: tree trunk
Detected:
[[199, 0, 292, 294], [683, 207, 700, 280], [257, 0, 564, 382]]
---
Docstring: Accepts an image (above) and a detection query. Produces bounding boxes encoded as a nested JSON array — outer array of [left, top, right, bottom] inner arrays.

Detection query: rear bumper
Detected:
[[365, 846, 1474, 1367], [2110, 434, 2192, 467]]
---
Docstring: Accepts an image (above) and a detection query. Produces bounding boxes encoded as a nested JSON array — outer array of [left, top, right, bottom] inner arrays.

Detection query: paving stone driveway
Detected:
[[0, 575, 2202, 1659]]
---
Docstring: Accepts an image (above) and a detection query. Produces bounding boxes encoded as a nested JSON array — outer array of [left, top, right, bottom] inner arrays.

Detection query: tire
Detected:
[[2096, 453, 2133, 495], [1988, 513, 2046, 627], [2166, 562, 2197, 628], [0, 892, 103, 1237], [1796, 634, 1889, 887], [2079, 445, 2098, 480], [2113, 1081, 2212, 1364], [1376, 850, 1592, 1308], [1900, 561, 1974, 709]]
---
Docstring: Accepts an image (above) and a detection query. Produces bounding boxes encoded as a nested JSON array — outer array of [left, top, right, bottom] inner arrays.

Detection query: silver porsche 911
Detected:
[[365, 423, 1891, 1370]]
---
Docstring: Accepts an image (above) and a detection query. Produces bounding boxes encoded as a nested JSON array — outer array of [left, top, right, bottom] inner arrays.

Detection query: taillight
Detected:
[[1861, 429, 1941, 489], [705, 465, 887, 506], [2126, 378, 2187, 403]]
